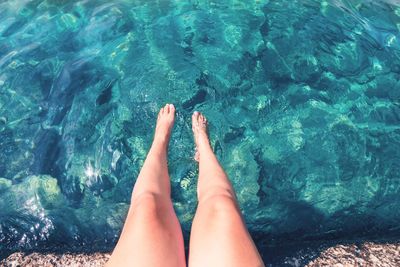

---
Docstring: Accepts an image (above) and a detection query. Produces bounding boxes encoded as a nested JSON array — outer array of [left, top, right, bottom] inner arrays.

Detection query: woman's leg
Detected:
[[188, 112, 265, 267], [107, 104, 186, 267]]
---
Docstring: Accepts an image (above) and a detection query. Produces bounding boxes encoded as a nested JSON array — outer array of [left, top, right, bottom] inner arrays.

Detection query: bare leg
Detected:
[[188, 112, 265, 267], [107, 104, 186, 267]]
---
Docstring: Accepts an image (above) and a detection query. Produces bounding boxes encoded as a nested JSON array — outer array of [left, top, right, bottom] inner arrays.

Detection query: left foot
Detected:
[[153, 103, 175, 146]]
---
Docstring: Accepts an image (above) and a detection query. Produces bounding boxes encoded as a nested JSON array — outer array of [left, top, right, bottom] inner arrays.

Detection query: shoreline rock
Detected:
[[1, 252, 111, 267], [306, 242, 400, 267], [1, 241, 399, 266]]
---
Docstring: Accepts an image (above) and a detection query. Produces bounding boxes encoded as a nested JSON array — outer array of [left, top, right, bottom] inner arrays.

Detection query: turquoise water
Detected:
[[1, 0, 400, 264]]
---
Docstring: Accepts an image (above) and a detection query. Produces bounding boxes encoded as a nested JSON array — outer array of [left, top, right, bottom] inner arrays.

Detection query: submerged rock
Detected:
[[0, 178, 11, 193]]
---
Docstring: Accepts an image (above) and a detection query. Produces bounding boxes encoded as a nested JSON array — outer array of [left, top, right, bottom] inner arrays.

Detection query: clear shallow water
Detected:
[[0, 0, 400, 264]]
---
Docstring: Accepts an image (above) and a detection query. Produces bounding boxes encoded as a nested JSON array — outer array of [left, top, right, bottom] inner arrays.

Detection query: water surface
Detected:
[[1, 0, 400, 265]]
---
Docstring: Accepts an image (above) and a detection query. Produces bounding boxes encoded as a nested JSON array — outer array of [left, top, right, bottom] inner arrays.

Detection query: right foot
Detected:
[[192, 111, 211, 161], [153, 103, 175, 147]]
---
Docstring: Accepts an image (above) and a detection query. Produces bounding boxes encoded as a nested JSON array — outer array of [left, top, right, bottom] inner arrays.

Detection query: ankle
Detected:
[[150, 138, 169, 152], [197, 143, 214, 158], [197, 137, 211, 150]]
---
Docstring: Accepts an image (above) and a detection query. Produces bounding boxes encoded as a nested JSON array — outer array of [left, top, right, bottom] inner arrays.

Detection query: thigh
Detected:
[[188, 196, 264, 267], [107, 194, 186, 267]]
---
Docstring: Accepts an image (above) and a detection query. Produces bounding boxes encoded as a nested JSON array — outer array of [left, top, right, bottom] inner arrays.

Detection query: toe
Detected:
[[165, 104, 170, 113], [169, 104, 175, 114], [192, 111, 200, 126], [199, 113, 207, 124]]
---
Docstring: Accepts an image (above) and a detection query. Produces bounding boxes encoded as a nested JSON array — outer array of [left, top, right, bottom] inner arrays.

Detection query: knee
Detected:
[[130, 192, 167, 217], [198, 189, 239, 215]]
